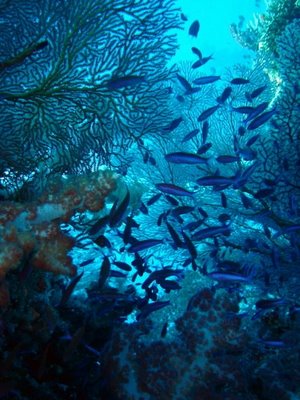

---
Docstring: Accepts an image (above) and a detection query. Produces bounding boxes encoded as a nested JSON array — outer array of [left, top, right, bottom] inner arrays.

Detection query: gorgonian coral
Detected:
[[0, 0, 181, 198]]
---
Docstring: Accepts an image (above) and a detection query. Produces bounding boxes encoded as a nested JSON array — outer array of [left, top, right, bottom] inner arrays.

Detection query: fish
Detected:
[[165, 152, 209, 164], [217, 87, 232, 104], [79, 258, 95, 267], [113, 261, 132, 271], [156, 183, 195, 197], [98, 256, 110, 289], [160, 322, 168, 338], [93, 234, 112, 248], [172, 206, 195, 216], [166, 221, 184, 249], [181, 13, 188, 21], [216, 155, 240, 164], [243, 102, 269, 123], [221, 192, 227, 208], [139, 202, 148, 215], [254, 188, 274, 199], [198, 105, 219, 121], [240, 193, 253, 209], [160, 279, 181, 291], [107, 75, 145, 90], [181, 128, 200, 143], [202, 121, 209, 143], [232, 106, 255, 114], [163, 117, 183, 132], [207, 271, 250, 283], [88, 215, 109, 236], [137, 300, 171, 320], [230, 78, 250, 84], [176, 73, 193, 93], [109, 188, 130, 227], [189, 20, 200, 37], [192, 225, 231, 240], [249, 85, 267, 99], [192, 47, 202, 58], [246, 134, 260, 147], [247, 109, 277, 130], [128, 239, 164, 253], [193, 76, 221, 85], [256, 298, 286, 309], [147, 193, 162, 206], [165, 195, 179, 206], [59, 271, 84, 307], [192, 55, 213, 68], [197, 142, 212, 155], [182, 231, 197, 258], [196, 175, 236, 186]]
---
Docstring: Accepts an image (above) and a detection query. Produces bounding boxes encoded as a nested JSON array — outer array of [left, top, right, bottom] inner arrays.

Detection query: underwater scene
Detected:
[[0, 0, 300, 399]]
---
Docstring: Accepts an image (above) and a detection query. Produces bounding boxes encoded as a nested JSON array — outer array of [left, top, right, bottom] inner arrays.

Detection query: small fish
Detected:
[[198, 207, 208, 218], [193, 76, 221, 85], [165, 152, 209, 164], [192, 47, 202, 58], [128, 239, 164, 252], [243, 102, 269, 123], [165, 195, 179, 206], [79, 258, 95, 267], [216, 155, 240, 164], [192, 225, 231, 240], [109, 188, 130, 227], [98, 256, 110, 289], [221, 192, 227, 208], [182, 231, 197, 258], [88, 215, 109, 236], [254, 188, 274, 199], [147, 193, 162, 206], [196, 175, 236, 186], [202, 121, 209, 143], [232, 106, 255, 114], [156, 183, 195, 197], [246, 134, 260, 147], [230, 78, 250, 85], [166, 221, 184, 249], [208, 271, 250, 283], [240, 192, 253, 209], [192, 55, 213, 68], [197, 142, 212, 154], [176, 73, 193, 93], [247, 109, 277, 130], [139, 202, 148, 215], [59, 271, 84, 307], [256, 298, 286, 309], [181, 13, 188, 21], [198, 105, 219, 121], [137, 300, 171, 320], [163, 117, 183, 132], [107, 75, 145, 90], [160, 322, 168, 338], [172, 206, 194, 216], [217, 87, 232, 103], [189, 20, 200, 37], [249, 85, 267, 99], [113, 261, 132, 271], [218, 213, 230, 223], [182, 128, 200, 143]]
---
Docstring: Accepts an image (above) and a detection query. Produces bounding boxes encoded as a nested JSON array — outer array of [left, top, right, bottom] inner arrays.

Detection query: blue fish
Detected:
[[191, 47, 202, 58], [163, 117, 183, 132], [197, 142, 212, 154], [202, 121, 209, 143], [208, 271, 250, 283], [192, 225, 231, 240], [247, 109, 277, 130], [182, 128, 200, 143], [189, 20, 200, 37], [137, 300, 170, 320], [109, 188, 130, 227], [128, 238, 164, 253], [156, 183, 195, 197], [230, 78, 250, 85], [165, 152, 209, 164], [193, 76, 220, 85], [176, 73, 193, 93], [216, 155, 240, 164], [198, 105, 219, 121]]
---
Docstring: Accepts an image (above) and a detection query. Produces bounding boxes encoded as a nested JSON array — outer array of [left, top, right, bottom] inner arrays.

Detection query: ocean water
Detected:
[[0, 0, 300, 399]]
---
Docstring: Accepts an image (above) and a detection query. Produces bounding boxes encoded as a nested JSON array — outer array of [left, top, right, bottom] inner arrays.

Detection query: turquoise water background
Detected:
[[174, 0, 266, 70]]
